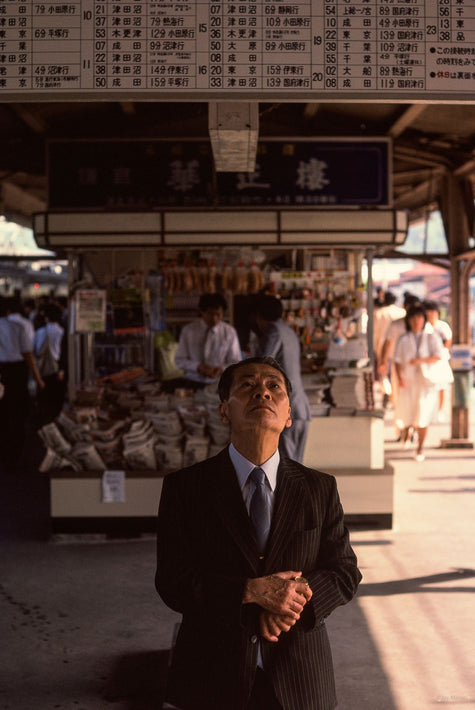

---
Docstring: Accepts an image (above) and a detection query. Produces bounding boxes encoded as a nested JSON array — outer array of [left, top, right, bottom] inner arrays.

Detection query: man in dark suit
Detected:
[[156, 357, 361, 710]]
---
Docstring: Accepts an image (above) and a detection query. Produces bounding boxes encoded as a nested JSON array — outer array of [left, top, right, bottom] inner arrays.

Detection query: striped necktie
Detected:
[[249, 467, 271, 555]]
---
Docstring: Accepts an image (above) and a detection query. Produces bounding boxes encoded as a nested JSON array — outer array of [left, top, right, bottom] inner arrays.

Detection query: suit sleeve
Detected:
[[155, 471, 248, 629], [304, 476, 362, 627]]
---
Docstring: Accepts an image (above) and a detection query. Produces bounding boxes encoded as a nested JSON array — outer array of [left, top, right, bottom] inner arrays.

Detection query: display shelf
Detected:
[[49, 469, 166, 535]]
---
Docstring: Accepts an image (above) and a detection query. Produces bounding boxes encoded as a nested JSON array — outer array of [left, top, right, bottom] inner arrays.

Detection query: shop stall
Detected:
[[35, 208, 406, 533]]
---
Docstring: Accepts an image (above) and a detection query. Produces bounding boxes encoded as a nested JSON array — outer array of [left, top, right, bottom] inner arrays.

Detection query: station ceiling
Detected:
[[1, 100, 475, 236]]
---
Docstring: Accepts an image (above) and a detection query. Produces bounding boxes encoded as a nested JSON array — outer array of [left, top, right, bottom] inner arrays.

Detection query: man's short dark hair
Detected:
[[218, 356, 292, 402], [384, 292, 397, 306], [424, 300, 439, 314], [255, 295, 283, 322], [5, 297, 22, 314], [199, 293, 228, 313], [403, 293, 420, 309], [44, 303, 62, 324]]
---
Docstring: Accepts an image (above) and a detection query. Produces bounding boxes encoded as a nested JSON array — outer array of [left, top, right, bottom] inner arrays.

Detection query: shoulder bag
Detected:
[[418, 334, 454, 386]]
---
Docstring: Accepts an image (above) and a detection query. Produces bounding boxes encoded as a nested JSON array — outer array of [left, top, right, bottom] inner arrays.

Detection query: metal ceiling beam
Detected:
[[393, 167, 445, 185], [394, 144, 452, 168], [1, 180, 46, 224], [453, 157, 475, 178], [393, 174, 443, 209], [10, 104, 48, 134], [387, 104, 427, 138]]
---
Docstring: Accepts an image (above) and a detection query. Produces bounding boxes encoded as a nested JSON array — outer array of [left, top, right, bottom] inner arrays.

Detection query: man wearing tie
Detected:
[[156, 357, 361, 710], [174, 292, 242, 388]]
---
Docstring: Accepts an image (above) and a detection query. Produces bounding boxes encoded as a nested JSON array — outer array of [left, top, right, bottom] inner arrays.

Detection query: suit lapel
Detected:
[[264, 459, 307, 572], [210, 449, 261, 574]]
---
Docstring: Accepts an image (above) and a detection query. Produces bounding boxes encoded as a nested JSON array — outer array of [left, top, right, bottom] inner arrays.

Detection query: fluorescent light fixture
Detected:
[[208, 102, 258, 173]]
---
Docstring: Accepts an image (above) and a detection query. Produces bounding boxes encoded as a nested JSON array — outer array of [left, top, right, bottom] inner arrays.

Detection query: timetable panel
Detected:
[[1, 0, 475, 99]]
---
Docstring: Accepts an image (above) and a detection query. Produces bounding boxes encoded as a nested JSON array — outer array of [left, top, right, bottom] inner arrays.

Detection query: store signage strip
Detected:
[[47, 138, 391, 209]]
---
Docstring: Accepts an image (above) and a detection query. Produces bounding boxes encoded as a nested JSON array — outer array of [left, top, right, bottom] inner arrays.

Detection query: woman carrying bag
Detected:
[[393, 303, 444, 462]]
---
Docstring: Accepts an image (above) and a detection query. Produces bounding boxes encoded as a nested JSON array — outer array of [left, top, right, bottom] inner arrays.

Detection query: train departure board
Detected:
[[1, 0, 475, 101]]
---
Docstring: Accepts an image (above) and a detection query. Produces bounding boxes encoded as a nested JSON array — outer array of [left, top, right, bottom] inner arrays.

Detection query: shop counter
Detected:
[[303, 414, 393, 528], [49, 412, 392, 535], [303, 414, 384, 469], [49, 469, 165, 536]]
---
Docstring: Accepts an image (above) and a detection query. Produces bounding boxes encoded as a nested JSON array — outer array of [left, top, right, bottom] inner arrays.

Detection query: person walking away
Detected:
[[156, 356, 361, 710], [252, 295, 311, 463], [393, 304, 444, 461], [378, 293, 422, 437], [7, 297, 35, 350], [34, 303, 65, 424], [0, 296, 45, 471], [373, 292, 405, 406]]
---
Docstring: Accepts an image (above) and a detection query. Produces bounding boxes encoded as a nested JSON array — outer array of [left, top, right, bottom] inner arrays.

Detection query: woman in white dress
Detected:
[[393, 304, 444, 461], [424, 299, 453, 421]]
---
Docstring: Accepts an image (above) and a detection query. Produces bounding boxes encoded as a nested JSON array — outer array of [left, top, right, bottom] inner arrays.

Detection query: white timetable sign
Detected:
[[1, 0, 475, 100]]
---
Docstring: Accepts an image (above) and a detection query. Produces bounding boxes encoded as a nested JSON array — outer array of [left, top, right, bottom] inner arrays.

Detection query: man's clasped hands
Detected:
[[243, 571, 313, 642]]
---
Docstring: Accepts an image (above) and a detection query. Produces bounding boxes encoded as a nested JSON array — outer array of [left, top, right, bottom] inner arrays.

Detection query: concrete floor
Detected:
[[1, 395, 474, 710]]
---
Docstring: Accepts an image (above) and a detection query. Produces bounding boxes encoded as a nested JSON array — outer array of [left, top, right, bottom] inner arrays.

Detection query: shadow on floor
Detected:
[[328, 599, 398, 710], [101, 650, 170, 710], [358, 568, 475, 597]]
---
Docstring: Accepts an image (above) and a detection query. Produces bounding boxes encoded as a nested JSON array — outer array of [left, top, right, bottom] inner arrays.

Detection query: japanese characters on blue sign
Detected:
[[48, 139, 390, 209]]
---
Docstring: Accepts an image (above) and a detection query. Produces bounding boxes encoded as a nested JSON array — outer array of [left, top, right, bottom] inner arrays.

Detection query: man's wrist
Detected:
[[242, 578, 255, 604]]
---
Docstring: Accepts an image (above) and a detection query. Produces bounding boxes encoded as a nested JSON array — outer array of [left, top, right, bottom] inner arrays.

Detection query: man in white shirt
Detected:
[[6, 297, 35, 350], [0, 296, 44, 470], [175, 292, 242, 388], [373, 292, 405, 374]]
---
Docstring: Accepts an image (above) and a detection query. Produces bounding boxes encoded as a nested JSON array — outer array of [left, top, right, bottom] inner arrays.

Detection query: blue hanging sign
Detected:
[[47, 138, 390, 209]]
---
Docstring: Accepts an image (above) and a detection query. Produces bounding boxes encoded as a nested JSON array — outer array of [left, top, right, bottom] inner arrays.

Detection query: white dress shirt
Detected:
[[229, 443, 280, 669], [175, 318, 242, 384], [228, 442, 279, 519], [8, 313, 35, 351], [0, 317, 31, 362], [34, 322, 64, 362]]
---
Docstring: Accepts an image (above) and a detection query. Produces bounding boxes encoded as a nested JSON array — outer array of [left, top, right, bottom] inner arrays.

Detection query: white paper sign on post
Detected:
[[76, 289, 107, 333], [102, 470, 126, 504]]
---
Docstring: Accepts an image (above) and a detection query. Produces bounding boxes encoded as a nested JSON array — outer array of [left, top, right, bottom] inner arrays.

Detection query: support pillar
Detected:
[[439, 174, 473, 448]]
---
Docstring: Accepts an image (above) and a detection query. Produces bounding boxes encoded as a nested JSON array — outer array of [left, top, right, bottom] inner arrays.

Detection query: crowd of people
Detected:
[[2, 285, 454, 470], [0, 294, 68, 471], [373, 289, 453, 461]]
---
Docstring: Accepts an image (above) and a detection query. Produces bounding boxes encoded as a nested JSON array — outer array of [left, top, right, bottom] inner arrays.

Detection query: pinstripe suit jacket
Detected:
[[156, 447, 361, 710]]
